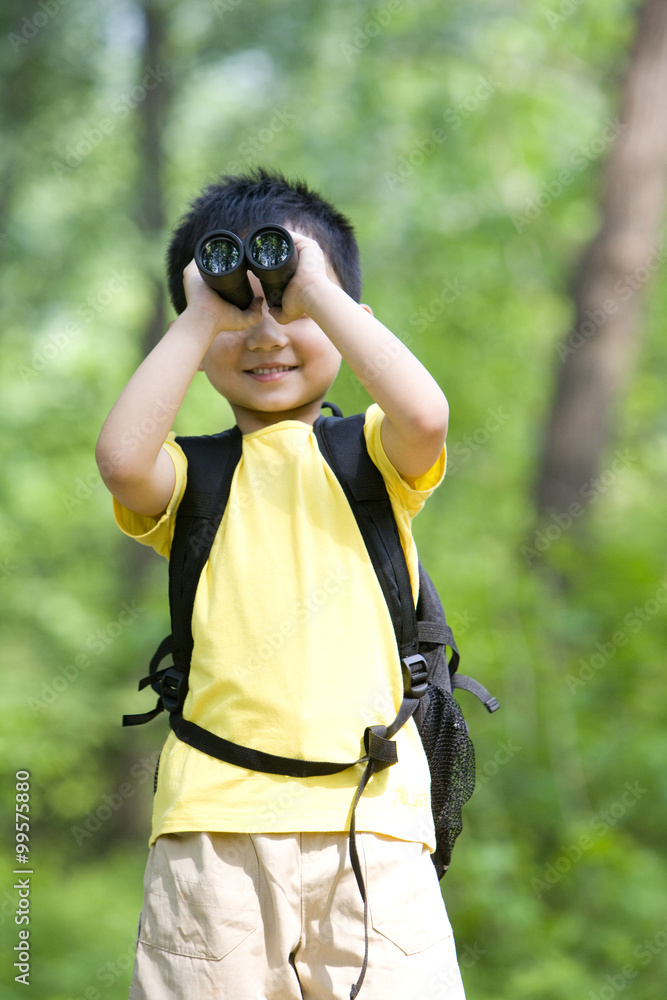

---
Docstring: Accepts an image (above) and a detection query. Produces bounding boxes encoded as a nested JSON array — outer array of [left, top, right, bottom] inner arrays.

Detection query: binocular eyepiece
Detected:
[[194, 224, 297, 311]]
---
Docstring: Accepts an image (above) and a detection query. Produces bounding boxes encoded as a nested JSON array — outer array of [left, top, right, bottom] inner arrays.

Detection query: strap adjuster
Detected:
[[401, 654, 428, 699], [160, 667, 188, 714], [364, 726, 398, 771]]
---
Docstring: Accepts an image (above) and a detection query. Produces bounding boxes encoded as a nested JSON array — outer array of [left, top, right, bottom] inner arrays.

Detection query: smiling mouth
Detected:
[[245, 364, 297, 381], [247, 365, 295, 374]]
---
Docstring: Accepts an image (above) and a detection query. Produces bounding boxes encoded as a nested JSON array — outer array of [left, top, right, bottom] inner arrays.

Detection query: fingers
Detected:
[[182, 259, 264, 330]]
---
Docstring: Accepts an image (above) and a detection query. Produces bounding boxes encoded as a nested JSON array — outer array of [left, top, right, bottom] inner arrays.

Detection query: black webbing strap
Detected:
[[123, 636, 174, 726], [169, 427, 243, 677], [171, 715, 372, 777], [124, 428, 243, 729], [348, 757, 375, 999], [314, 413, 425, 998], [453, 674, 500, 713], [171, 713, 405, 1000], [417, 619, 456, 648], [314, 414, 419, 658], [125, 410, 425, 999]]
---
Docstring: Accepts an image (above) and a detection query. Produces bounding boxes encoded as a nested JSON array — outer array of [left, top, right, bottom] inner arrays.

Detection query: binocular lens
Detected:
[[248, 232, 291, 269], [194, 224, 295, 310], [199, 236, 241, 274]]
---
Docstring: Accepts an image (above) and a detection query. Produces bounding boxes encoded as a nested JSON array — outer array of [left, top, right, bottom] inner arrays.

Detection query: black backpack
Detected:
[[123, 405, 498, 996]]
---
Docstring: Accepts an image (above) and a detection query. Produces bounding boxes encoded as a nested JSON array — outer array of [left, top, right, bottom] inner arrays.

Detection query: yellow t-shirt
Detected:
[[115, 404, 446, 849]]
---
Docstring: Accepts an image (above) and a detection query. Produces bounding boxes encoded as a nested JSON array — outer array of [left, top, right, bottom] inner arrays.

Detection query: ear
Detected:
[[361, 303, 373, 316]]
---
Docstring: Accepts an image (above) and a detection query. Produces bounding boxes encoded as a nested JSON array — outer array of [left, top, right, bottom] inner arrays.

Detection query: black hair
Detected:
[[166, 167, 362, 313]]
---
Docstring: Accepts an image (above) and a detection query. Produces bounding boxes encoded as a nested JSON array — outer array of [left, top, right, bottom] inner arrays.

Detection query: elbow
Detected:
[[434, 393, 449, 440], [95, 436, 136, 494], [95, 436, 116, 487], [416, 392, 449, 447]]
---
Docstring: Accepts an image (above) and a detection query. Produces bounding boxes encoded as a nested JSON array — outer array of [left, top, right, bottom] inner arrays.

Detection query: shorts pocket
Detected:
[[138, 832, 260, 960], [361, 834, 453, 956]]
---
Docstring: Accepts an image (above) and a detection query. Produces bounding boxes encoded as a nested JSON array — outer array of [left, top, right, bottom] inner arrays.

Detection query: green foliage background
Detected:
[[1, 1, 666, 997]]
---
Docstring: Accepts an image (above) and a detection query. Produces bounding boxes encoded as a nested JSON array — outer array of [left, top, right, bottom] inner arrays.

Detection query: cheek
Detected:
[[200, 343, 239, 390], [322, 341, 342, 374], [300, 326, 341, 369], [204, 336, 238, 369]]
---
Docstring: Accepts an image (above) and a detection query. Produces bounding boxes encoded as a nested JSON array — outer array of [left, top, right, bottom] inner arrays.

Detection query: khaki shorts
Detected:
[[129, 831, 466, 1000]]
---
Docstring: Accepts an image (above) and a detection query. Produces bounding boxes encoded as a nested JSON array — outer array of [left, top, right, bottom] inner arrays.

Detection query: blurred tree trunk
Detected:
[[136, 0, 172, 353], [124, 0, 174, 584], [535, 0, 667, 516]]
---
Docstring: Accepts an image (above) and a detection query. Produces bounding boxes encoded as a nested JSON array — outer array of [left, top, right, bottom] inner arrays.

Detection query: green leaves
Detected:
[[2, 0, 666, 996]]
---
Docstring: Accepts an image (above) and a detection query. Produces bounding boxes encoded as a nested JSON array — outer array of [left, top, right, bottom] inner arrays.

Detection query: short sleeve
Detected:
[[112, 434, 187, 559], [363, 404, 446, 603], [363, 403, 446, 520]]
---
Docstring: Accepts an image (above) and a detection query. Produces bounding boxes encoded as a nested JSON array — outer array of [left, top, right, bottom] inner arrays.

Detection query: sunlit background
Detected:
[[1, 1, 666, 997]]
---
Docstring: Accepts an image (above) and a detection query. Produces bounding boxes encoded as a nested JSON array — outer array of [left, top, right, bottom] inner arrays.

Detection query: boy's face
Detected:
[[199, 269, 343, 434]]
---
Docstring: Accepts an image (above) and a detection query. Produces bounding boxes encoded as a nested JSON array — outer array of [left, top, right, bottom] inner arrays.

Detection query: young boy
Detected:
[[96, 169, 466, 1000]]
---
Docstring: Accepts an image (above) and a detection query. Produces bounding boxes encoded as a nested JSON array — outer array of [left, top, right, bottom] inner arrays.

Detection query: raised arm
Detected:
[[95, 266, 261, 516], [273, 233, 449, 481]]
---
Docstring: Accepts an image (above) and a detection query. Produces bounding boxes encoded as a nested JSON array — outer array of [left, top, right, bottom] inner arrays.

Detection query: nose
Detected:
[[244, 293, 289, 351]]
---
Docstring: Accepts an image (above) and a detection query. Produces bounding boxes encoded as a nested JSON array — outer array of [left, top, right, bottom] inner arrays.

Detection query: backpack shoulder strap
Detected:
[[169, 427, 243, 675], [123, 426, 243, 726], [313, 412, 419, 661]]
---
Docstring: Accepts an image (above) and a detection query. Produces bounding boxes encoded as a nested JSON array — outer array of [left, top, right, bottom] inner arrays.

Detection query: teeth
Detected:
[[251, 366, 293, 374]]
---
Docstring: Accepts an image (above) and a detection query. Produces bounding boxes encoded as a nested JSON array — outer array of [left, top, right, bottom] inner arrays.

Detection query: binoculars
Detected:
[[194, 224, 297, 311]]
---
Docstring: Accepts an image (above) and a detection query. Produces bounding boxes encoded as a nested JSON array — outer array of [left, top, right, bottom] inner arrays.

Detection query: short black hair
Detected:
[[166, 168, 362, 313]]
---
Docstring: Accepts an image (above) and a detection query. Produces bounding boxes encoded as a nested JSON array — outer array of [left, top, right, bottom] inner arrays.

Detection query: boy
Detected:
[[96, 169, 466, 1000]]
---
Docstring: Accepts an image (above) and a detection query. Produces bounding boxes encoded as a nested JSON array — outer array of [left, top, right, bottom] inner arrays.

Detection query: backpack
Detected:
[[123, 404, 498, 996]]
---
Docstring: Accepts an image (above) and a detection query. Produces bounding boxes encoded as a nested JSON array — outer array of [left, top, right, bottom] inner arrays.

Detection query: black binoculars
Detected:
[[194, 224, 297, 311]]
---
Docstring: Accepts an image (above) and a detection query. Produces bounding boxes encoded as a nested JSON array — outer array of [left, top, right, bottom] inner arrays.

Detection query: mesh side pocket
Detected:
[[417, 685, 476, 879]]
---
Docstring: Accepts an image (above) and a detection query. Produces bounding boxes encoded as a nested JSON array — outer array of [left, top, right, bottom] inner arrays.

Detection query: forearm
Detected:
[[304, 281, 448, 474], [96, 310, 217, 495]]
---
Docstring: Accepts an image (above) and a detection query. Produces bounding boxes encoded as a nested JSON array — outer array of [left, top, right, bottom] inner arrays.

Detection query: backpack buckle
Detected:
[[401, 654, 428, 699], [160, 667, 188, 714]]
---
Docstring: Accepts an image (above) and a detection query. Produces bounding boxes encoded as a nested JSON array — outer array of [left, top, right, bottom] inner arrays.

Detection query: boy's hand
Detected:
[[182, 258, 263, 333], [267, 232, 332, 324]]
